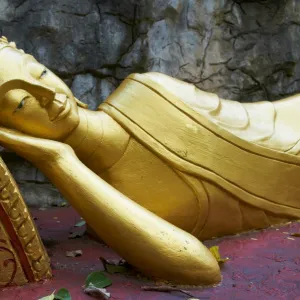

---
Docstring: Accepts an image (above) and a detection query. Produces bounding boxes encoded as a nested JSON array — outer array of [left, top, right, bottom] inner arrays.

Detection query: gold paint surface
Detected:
[[0, 37, 300, 285], [100, 138, 201, 233]]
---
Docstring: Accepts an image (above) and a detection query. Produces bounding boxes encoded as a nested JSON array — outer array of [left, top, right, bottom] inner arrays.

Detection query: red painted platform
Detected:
[[0, 207, 300, 300]]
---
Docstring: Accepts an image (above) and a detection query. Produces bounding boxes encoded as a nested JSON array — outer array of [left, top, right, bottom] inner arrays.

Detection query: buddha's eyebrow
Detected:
[[21, 54, 45, 75], [22, 54, 36, 66]]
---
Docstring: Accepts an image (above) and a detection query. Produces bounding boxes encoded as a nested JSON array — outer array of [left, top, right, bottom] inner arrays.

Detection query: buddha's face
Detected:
[[0, 46, 79, 140]]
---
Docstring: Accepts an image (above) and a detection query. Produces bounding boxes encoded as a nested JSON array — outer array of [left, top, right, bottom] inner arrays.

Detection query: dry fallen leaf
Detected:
[[141, 286, 194, 297], [68, 231, 84, 239], [84, 283, 110, 299], [66, 250, 83, 257], [100, 258, 126, 265], [100, 257, 129, 274], [38, 291, 55, 300]]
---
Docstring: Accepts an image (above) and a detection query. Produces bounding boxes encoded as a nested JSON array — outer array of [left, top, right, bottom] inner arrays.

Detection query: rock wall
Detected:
[[0, 0, 300, 206]]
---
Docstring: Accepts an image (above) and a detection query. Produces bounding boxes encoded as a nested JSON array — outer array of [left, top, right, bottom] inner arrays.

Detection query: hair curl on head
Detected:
[[0, 36, 24, 53]]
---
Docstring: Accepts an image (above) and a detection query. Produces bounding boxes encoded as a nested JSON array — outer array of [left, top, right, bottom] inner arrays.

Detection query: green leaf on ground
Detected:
[[105, 264, 128, 274], [85, 271, 112, 289], [209, 246, 230, 264], [54, 288, 71, 300], [75, 220, 86, 227]]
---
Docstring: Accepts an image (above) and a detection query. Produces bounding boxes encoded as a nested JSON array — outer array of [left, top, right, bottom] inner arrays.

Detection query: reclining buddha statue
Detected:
[[0, 36, 300, 286]]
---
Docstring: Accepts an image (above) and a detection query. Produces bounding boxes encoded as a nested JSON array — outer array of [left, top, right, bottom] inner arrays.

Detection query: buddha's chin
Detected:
[[37, 111, 80, 141], [48, 100, 80, 139]]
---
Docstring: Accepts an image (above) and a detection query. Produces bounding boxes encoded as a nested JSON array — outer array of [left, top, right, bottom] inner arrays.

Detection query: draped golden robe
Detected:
[[99, 72, 300, 240]]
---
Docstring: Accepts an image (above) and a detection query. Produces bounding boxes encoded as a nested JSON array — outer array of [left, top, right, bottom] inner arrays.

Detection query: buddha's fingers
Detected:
[[0, 127, 74, 165]]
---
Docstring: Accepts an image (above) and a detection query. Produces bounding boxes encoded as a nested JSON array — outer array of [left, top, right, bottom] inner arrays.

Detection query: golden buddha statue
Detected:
[[0, 36, 299, 286]]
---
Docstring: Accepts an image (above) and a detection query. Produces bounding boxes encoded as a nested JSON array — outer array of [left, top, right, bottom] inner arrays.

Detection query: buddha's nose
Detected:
[[47, 93, 68, 122], [40, 92, 67, 108]]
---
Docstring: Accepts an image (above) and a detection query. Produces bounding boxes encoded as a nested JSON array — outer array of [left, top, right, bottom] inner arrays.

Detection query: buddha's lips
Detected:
[[49, 98, 71, 122]]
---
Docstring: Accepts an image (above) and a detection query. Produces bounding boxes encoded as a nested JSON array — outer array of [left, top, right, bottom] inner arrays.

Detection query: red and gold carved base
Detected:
[[0, 156, 51, 287]]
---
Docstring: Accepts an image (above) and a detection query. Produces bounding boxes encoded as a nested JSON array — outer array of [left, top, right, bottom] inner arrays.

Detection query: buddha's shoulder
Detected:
[[125, 72, 276, 145], [128, 72, 220, 111], [100, 72, 277, 147]]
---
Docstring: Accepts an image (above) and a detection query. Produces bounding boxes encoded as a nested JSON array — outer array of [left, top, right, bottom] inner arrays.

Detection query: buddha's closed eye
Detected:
[[14, 96, 30, 113], [39, 69, 47, 79]]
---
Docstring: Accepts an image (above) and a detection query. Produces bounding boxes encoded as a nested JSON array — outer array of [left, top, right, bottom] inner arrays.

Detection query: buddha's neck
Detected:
[[64, 108, 104, 163]]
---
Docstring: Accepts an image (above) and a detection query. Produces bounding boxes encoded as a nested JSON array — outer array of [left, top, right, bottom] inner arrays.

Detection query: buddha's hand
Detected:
[[0, 127, 75, 165]]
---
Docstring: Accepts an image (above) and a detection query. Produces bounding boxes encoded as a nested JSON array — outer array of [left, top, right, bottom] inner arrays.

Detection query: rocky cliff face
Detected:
[[0, 0, 300, 206]]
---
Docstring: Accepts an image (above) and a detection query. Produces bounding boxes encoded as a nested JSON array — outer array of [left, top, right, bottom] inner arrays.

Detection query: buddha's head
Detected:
[[0, 37, 84, 140]]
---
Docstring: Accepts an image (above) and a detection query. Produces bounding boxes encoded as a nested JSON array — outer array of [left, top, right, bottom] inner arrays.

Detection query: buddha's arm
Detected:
[[0, 128, 220, 285]]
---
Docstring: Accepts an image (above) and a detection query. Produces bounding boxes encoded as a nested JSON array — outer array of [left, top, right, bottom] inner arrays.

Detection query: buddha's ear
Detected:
[[74, 97, 88, 109]]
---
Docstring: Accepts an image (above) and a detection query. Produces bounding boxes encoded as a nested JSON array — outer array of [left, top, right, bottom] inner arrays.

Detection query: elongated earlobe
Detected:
[[75, 97, 88, 108]]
